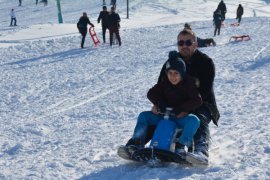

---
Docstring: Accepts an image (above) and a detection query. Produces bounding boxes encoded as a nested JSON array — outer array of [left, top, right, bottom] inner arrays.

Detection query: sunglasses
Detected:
[[177, 39, 194, 46]]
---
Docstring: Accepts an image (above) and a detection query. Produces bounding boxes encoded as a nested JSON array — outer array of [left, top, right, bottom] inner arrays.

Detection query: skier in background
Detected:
[[10, 9, 17, 26], [77, 12, 95, 48], [19, 0, 22, 6]]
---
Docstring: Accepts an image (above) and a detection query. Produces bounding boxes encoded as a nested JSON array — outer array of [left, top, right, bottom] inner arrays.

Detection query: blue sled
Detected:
[[150, 119, 177, 151], [117, 119, 192, 165]]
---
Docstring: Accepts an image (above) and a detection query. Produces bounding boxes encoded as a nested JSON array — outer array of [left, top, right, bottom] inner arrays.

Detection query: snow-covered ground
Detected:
[[0, 0, 270, 179]]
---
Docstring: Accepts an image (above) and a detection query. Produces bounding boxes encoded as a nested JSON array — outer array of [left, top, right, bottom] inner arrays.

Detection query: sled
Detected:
[[133, 148, 191, 166], [229, 35, 251, 42], [117, 144, 191, 167], [230, 22, 240, 27], [118, 108, 210, 166], [118, 109, 194, 166], [89, 27, 100, 47], [221, 21, 225, 28]]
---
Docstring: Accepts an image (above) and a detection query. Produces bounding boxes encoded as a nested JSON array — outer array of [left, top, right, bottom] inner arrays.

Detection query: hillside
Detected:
[[0, 0, 270, 179]]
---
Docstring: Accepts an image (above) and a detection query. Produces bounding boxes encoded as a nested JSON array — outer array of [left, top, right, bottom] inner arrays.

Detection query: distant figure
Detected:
[[19, 0, 22, 6], [236, 4, 244, 23], [77, 12, 95, 48], [98, 6, 109, 43], [102, 0, 106, 5], [184, 23, 216, 47], [213, 9, 223, 36], [217, 0, 227, 21], [197, 37, 216, 47], [10, 9, 17, 26], [108, 6, 121, 46], [36, 0, 38, 5], [110, 0, 116, 9], [40, 0, 48, 6]]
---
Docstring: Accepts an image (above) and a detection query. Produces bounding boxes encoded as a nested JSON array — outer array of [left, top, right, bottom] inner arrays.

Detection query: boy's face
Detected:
[[167, 69, 181, 85]]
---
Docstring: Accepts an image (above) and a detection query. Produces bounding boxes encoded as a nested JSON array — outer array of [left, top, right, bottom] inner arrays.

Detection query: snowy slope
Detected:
[[0, 0, 270, 179]]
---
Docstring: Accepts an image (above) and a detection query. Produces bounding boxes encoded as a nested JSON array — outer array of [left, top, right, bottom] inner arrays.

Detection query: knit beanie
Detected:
[[165, 51, 186, 78], [184, 23, 191, 30]]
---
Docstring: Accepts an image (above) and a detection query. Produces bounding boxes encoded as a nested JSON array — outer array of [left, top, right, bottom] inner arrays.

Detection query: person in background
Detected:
[[19, 0, 22, 6], [98, 6, 109, 43], [108, 6, 121, 47], [110, 0, 116, 9], [184, 23, 216, 47], [77, 12, 95, 48], [40, 0, 48, 6], [217, 0, 227, 21], [10, 9, 17, 26], [236, 4, 244, 24], [213, 9, 223, 36]]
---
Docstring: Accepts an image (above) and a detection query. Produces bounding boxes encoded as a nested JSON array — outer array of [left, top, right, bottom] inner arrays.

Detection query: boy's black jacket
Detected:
[[158, 50, 220, 125]]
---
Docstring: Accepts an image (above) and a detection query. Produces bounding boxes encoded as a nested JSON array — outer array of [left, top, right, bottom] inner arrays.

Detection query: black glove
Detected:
[[157, 104, 166, 114], [171, 107, 182, 116]]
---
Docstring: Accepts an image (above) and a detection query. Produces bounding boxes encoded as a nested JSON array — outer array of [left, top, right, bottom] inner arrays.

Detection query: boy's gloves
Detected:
[[156, 104, 183, 117], [157, 104, 166, 114], [171, 107, 182, 116]]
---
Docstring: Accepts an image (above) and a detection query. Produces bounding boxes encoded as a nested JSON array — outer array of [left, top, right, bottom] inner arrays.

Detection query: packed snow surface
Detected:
[[0, 0, 270, 179]]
